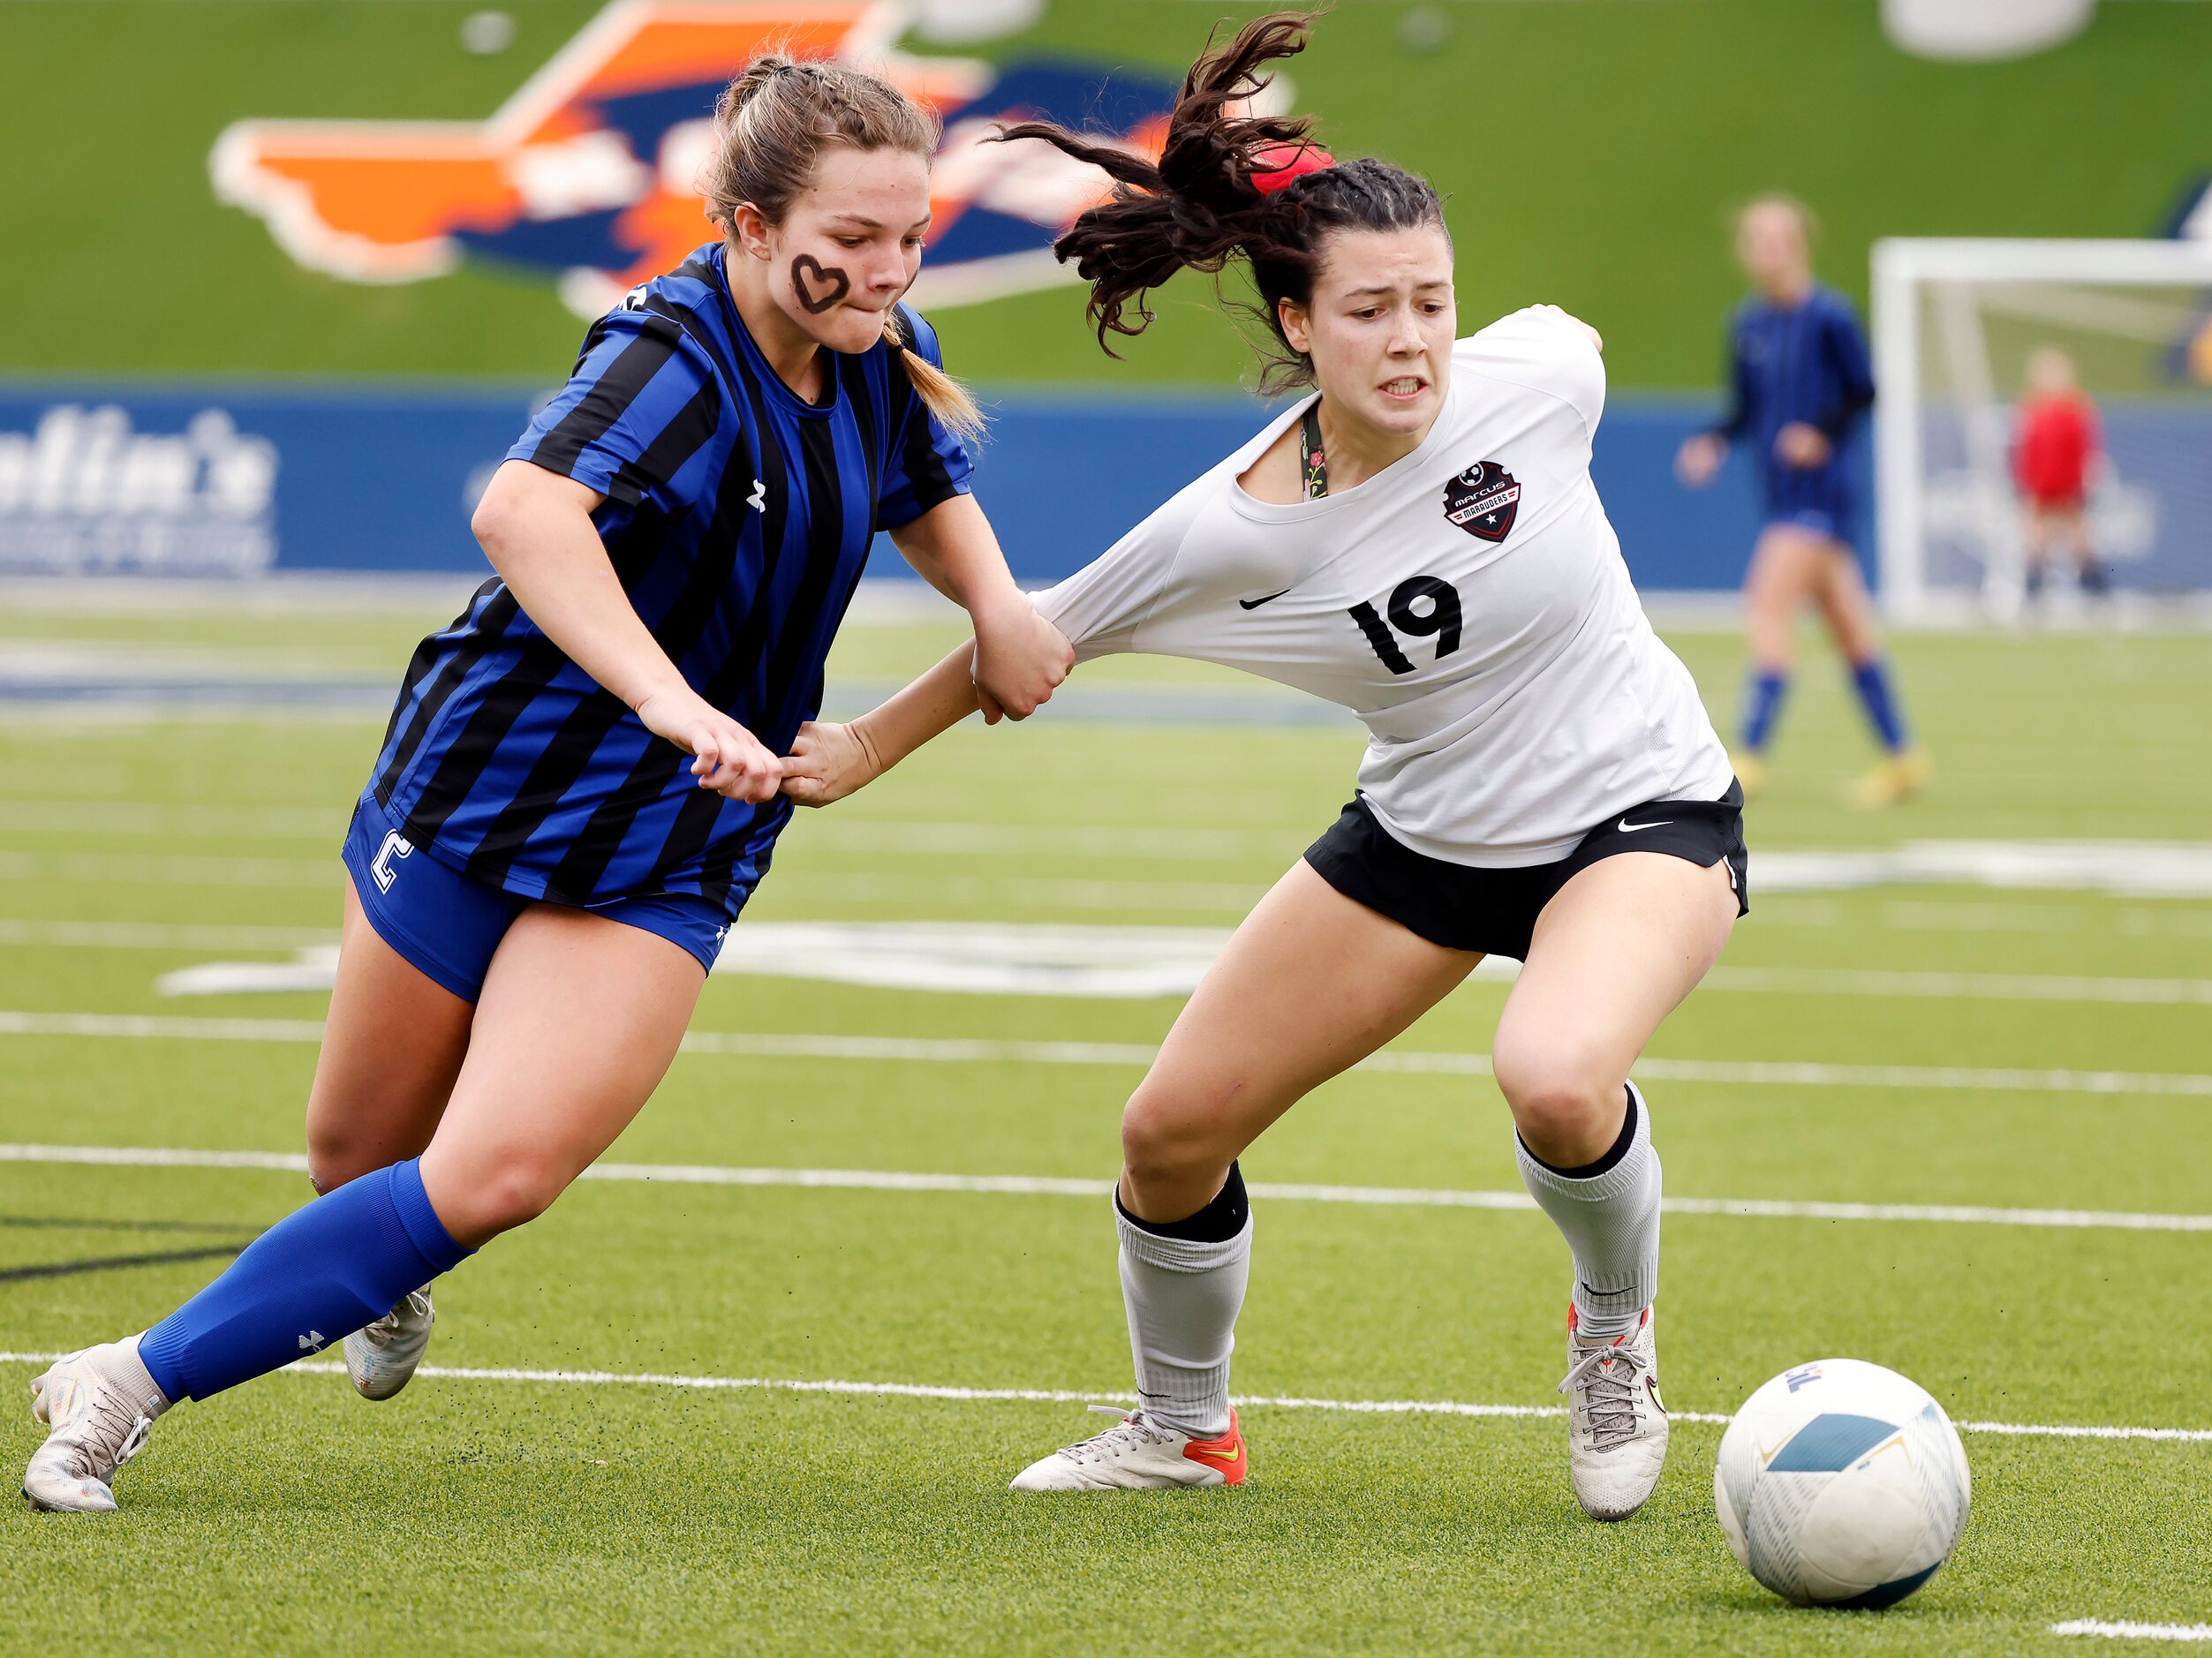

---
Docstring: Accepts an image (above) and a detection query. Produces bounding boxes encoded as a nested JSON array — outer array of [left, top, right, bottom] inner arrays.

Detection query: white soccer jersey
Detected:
[[1034, 305, 1733, 867]]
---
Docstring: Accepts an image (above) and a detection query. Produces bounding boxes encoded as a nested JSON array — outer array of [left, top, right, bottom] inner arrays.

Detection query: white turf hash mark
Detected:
[[0, 1350, 2204, 1445], [4, 1009, 2212, 1098], [4, 1143, 2208, 1237], [2051, 1623, 2212, 1643]]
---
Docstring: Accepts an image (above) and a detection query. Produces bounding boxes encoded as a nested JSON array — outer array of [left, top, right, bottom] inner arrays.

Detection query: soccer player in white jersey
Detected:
[[781, 11, 1743, 1521]]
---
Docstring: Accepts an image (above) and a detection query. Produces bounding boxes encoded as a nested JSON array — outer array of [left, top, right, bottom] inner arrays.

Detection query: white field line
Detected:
[[12, 914, 2212, 1007], [0, 1348, 2201, 1443], [1702, 964, 2212, 1006], [0, 802, 1284, 863], [0, 851, 338, 888], [0, 920, 338, 951], [0, 800, 344, 838], [0, 704, 384, 729], [5, 1010, 2212, 1099], [2052, 1623, 2212, 1642], [1881, 901, 2212, 941], [5, 1143, 2208, 1235], [9, 807, 2212, 933], [0, 852, 1258, 910]]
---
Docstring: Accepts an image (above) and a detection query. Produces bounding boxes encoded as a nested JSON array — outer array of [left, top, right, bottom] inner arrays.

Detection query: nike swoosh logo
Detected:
[[1190, 1440, 1242, 1464], [1617, 818, 1674, 833], [1239, 589, 1292, 610]]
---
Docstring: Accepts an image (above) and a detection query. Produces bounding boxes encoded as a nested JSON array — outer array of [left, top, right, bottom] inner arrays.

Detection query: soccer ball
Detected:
[[1714, 1359, 1971, 1609]]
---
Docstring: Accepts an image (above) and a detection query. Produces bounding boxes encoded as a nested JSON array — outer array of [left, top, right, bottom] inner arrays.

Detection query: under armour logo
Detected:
[[370, 829, 412, 893], [747, 478, 766, 513]]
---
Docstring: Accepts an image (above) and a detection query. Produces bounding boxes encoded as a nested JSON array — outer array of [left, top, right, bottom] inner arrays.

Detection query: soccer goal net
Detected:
[[1871, 237, 2212, 622]]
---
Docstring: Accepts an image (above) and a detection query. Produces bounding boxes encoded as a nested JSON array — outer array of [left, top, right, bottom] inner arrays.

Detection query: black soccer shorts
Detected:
[[1303, 780, 1748, 962]]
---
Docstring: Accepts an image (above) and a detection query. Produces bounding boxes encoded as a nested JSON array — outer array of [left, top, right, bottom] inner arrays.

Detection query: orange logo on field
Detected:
[[210, 1, 1179, 317]]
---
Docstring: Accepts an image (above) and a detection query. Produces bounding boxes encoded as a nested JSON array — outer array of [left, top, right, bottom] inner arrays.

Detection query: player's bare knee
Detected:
[[1120, 1087, 1219, 1187], [305, 1126, 372, 1197], [444, 1153, 572, 1242], [1492, 1047, 1617, 1158]]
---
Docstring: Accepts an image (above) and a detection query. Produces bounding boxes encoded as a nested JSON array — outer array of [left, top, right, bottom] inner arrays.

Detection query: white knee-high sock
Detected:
[[1115, 1190, 1251, 1438], [1514, 1081, 1660, 1343]]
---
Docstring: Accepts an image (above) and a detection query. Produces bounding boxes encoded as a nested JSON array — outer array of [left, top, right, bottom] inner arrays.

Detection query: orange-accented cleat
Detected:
[[1559, 1304, 1667, 1521], [1181, 1411, 1248, 1487], [1008, 1406, 1247, 1491]]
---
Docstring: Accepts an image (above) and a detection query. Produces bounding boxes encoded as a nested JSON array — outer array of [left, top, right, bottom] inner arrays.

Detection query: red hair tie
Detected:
[[1249, 142, 1334, 196]]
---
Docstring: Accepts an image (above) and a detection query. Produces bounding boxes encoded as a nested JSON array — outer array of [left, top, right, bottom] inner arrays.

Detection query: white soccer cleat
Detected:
[[344, 1287, 434, 1401], [1008, 1405, 1248, 1492], [24, 1338, 170, 1514], [1559, 1304, 1669, 1521]]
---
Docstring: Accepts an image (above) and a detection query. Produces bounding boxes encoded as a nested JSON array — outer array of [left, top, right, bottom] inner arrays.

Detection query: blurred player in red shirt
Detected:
[[2013, 347, 2109, 599]]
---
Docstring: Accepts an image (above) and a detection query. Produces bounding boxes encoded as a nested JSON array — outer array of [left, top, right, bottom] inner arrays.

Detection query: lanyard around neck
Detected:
[[1300, 401, 1327, 500]]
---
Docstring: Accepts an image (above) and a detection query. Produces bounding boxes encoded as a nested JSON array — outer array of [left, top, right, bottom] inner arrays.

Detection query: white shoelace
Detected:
[[360, 1289, 432, 1345], [1057, 1405, 1172, 1465], [66, 1384, 154, 1477], [1559, 1341, 1646, 1452]]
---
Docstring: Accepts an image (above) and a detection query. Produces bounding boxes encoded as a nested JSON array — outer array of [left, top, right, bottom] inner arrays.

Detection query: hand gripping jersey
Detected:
[[368, 243, 972, 916], [1035, 306, 1733, 867]]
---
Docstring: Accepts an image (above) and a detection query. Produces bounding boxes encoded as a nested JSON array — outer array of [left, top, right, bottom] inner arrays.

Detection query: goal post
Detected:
[[1871, 237, 2212, 622]]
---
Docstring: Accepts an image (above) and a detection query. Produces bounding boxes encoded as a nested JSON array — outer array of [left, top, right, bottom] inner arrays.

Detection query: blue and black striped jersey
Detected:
[[366, 242, 971, 916], [1710, 283, 1875, 521]]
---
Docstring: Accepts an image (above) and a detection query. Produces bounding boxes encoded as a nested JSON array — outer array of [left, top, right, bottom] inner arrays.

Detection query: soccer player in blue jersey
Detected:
[[24, 55, 1072, 1513], [1675, 195, 1929, 807]]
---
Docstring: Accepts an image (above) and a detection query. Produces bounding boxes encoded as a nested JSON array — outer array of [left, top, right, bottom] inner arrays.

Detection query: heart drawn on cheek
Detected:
[[790, 254, 852, 315]]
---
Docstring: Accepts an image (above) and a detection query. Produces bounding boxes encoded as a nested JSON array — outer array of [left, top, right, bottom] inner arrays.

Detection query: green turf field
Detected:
[[2, 0, 2206, 386], [2, 590, 2208, 1651]]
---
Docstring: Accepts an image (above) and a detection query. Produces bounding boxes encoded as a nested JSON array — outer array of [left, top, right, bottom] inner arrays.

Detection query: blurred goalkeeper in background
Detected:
[[2012, 346, 2110, 603], [1677, 195, 1929, 808]]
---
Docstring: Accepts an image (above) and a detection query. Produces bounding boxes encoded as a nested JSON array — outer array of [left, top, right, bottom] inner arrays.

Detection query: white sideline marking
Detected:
[[14, 833, 2212, 900], [9, 914, 2212, 1007], [0, 801, 1287, 863], [0, 920, 337, 952], [1704, 964, 2212, 1007], [108, 926, 2212, 1007], [0, 1349, 2204, 1443], [4, 1143, 2208, 1234], [2051, 1623, 2212, 1642], [0, 850, 337, 888], [5, 1009, 2212, 1098]]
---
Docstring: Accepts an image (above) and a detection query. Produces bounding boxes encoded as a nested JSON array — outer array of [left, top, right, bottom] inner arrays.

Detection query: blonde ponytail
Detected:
[[882, 313, 985, 449]]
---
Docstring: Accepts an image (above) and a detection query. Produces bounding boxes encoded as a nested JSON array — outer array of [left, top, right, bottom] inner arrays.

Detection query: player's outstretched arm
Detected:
[[782, 626, 1068, 807], [472, 459, 781, 803], [889, 494, 1073, 723]]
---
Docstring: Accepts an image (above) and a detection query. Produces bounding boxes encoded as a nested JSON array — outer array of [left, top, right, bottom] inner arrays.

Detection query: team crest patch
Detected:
[[1442, 461, 1521, 542]]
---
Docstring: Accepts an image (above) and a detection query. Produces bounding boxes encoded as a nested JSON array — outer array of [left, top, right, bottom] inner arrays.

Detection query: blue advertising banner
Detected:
[[0, 383, 532, 578], [0, 380, 1793, 592]]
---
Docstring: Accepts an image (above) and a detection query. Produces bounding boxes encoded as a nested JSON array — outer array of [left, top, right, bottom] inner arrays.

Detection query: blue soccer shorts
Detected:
[[340, 794, 729, 1001]]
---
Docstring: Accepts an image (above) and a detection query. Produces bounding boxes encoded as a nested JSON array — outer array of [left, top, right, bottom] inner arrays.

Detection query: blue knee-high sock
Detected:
[[1847, 657, 1909, 753], [137, 1159, 470, 1403], [1740, 669, 1789, 753]]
